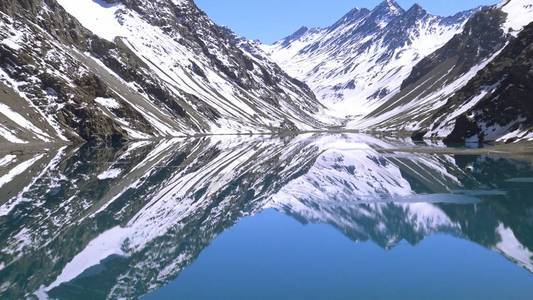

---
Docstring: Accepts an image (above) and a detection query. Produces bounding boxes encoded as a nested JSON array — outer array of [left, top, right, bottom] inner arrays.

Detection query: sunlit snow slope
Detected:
[[352, 0, 533, 143], [0, 0, 327, 144], [265, 0, 533, 142], [262, 0, 475, 119]]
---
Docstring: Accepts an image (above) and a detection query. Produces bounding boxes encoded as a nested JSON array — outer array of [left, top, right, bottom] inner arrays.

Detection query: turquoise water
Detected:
[[145, 210, 533, 300], [0, 135, 532, 299]]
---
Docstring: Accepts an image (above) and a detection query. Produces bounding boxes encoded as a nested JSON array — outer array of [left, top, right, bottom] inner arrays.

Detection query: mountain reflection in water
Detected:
[[0, 134, 532, 299]]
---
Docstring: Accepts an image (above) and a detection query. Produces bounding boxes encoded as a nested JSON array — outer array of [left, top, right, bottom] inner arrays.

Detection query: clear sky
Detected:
[[195, 0, 499, 44]]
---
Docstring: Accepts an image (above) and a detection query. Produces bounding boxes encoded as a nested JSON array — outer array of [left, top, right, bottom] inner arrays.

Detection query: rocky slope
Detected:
[[261, 0, 476, 119], [264, 0, 533, 143], [347, 0, 533, 142], [426, 21, 533, 143], [0, 0, 326, 144]]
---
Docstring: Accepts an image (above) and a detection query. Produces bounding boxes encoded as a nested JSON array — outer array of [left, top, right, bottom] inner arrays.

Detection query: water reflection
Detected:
[[0, 134, 532, 299]]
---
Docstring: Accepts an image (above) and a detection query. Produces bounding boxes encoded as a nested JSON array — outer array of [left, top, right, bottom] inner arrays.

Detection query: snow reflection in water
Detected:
[[0, 134, 532, 299]]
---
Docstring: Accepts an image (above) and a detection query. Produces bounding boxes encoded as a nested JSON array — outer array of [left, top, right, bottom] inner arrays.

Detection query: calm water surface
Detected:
[[0, 134, 532, 299]]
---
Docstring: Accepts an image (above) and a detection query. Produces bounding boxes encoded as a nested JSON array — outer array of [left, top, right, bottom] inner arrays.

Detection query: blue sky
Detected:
[[195, 0, 499, 44]]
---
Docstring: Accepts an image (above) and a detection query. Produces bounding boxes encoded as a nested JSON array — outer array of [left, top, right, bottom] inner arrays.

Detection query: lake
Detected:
[[1, 134, 532, 299]]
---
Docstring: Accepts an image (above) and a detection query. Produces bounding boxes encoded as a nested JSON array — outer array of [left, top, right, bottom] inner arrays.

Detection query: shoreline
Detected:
[[2, 131, 533, 157]]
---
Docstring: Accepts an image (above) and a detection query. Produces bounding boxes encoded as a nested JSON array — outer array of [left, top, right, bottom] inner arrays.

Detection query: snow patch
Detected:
[[55, 0, 125, 41], [97, 168, 123, 180], [494, 223, 533, 272], [0, 154, 44, 189], [500, 0, 533, 36], [0, 103, 52, 142], [47, 226, 132, 290], [0, 154, 16, 167], [94, 97, 121, 110]]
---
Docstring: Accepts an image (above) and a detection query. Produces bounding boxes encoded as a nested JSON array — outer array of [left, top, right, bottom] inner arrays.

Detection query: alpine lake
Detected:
[[1, 133, 532, 299]]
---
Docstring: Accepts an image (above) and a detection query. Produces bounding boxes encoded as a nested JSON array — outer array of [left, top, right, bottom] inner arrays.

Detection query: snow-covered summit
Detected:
[[261, 1, 475, 119]]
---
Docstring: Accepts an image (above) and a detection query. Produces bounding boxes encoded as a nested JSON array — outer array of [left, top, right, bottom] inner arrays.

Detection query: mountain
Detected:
[[1, 135, 532, 299], [0, 0, 327, 144], [424, 21, 533, 143], [353, 0, 533, 143], [1, 0, 531, 145], [264, 0, 533, 143], [261, 0, 476, 119]]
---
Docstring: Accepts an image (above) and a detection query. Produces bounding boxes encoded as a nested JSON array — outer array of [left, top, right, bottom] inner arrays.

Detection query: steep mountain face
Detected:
[[355, 7, 509, 131], [1, 134, 532, 299], [263, 0, 533, 143], [0, 0, 325, 144], [262, 0, 475, 118], [348, 0, 533, 142], [429, 22, 533, 143]]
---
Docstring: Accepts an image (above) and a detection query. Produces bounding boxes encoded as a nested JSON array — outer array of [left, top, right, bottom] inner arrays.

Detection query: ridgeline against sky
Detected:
[[195, 0, 499, 43]]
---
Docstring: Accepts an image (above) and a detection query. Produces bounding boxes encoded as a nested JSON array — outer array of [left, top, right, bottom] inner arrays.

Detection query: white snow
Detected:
[[0, 154, 44, 189], [94, 97, 121, 110], [55, 0, 125, 41], [0, 154, 16, 167], [264, 135, 462, 247], [0, 124, 27, 144], [406, 202, 456, 232], [497, 128, 533, 142], [97, 168, 123, 180], [499, 0, 533, 36], [47, 226, 132, 290], [0, 103, 52, 142], [0, 147, 66, 217], [349, 47, 505, 135], [262, 6, 469, 120], [1, 24, 23, 50], [267, 134, 463, 209], [494, 223, 533, 272], [0, 67, 68, 142]]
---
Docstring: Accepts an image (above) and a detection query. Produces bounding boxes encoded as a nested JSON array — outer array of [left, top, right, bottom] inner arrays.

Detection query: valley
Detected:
[[0, 0, 531, 145]]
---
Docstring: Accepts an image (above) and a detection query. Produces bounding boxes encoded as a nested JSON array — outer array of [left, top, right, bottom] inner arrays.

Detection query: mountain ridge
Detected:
[[0, 0, 330, 145], [1, 0, 532, 144], [261, 0, 477, 119], [263, 0, 533, 143]]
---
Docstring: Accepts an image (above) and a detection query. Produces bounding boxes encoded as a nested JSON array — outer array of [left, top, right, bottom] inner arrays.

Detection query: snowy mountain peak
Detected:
[[374, 0, 404, 15], [329, 7, 370, 29], [405, 3, 427, 16], [371, 0, 405, 28], [262, 2, 475, 119], [280, 26, 311, 46]]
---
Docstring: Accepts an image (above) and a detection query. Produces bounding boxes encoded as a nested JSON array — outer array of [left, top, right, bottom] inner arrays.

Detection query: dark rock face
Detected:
[[0, 7, 132, 143], [0, 0, 325, 145], [402, 8, 508, 89], [441, 22, 533, 143], [360, 5, 526, 141]]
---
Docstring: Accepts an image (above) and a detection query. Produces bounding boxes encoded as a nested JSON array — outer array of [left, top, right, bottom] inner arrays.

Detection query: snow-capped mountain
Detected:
[[1, 0, 531, 145], [263, 0, 533, 142], [262, 0, 476, 119], [352, 0, 533, 142], [0, 0, 327, 144]]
